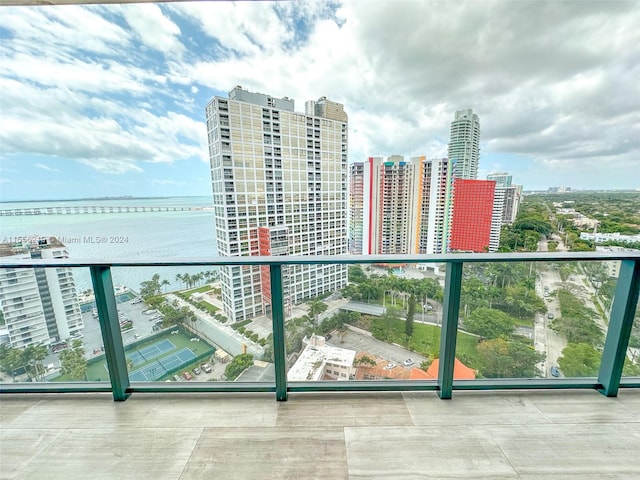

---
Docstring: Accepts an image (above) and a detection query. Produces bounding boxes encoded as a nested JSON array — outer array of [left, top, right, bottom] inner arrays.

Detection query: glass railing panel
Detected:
[[285, 262, 442, 382], [622, 280, 640, 379], [456, 260, 615, 381], [112, 266, 270, 383], [457, 261, 548, 380], [0, 266, 108, 385], [550, 260, 613, 379]]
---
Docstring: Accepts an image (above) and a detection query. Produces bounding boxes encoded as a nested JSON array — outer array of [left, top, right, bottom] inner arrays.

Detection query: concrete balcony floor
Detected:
[[2, 389, 640, 479]]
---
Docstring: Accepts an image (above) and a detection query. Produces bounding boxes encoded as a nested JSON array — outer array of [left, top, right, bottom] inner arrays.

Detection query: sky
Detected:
[[0, 0, 639, 201]]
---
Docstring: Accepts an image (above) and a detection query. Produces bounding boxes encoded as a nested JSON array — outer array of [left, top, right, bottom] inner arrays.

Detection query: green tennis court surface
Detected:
[[84, 329, 215, 382]]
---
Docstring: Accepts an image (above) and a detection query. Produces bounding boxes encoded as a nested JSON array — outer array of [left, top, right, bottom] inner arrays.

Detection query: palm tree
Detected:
[[175, 274, 185, 289], [161, 279, 170, 293]]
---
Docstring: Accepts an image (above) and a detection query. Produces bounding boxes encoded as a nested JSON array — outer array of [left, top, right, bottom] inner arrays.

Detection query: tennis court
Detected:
[[128, 347, 197, 381], [128, 339, 176, 366]]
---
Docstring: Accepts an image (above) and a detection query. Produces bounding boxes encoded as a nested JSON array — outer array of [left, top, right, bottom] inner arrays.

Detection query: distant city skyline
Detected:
[[1, 1, 639, 201]]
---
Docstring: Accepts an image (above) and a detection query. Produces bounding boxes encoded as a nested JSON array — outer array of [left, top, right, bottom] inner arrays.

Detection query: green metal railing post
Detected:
[[438, 261, 463, 399], [598, 259, 640, 397], [269, 264, 288, 401], [90, 266, 130, 401]]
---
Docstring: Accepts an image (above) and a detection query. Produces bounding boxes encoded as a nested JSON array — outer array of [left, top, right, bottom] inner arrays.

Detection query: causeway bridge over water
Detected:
[[0, 205, 212, 216]]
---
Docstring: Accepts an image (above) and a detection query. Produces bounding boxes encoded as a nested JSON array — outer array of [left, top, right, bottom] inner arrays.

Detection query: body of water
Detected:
[[0, 196, 218, 293]]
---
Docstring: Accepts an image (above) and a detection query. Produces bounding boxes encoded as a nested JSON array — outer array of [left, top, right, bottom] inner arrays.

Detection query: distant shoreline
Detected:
[[0, 195, 210, 204]]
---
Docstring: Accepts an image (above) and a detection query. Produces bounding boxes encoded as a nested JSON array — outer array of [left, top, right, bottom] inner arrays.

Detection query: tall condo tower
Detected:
[[0, 238, 83, 348], [206, 87, 349, 322], [448, 109, 480, 179], [348, 156, 451, 256]]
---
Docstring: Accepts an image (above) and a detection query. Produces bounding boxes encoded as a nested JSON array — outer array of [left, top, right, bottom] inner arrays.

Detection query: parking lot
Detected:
[[326, 327, 428, 368]]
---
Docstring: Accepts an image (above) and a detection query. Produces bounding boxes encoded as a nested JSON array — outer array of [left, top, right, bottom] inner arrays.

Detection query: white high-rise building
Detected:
[[449, 109, 480, 179], [487, 172, 522, 225], [206, 87, 349, 322], [0, 238, 83, 348]]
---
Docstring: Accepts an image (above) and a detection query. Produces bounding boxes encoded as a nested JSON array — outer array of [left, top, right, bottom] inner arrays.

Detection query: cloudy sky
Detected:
[[1, 0, 639, 201]]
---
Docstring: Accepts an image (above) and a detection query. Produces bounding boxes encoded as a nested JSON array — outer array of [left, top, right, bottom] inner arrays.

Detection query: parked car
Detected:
[[384, 363, 397, 370], [201, 363, 212, 373], [193, 367, 202, 375], [172, 375, 181, 382], [182, 371, 193, 381], [547, 313, 554, 320], [403, 358, 415, 367], [550, 366, 560, 377]]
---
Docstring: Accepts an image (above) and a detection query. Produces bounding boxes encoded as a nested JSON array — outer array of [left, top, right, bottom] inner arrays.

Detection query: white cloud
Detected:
[[120, 4, 185, 58], [35, 163, 60, 172], [171, 2, 293, 55], [77, 159, 143, 175], [0, 6, 130, 57], [1, 1, 639, 193]]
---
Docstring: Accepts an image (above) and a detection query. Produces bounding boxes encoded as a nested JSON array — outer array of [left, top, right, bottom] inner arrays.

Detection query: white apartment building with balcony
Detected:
[[206, 87, 349, 322], [0, 238, 83, 348]]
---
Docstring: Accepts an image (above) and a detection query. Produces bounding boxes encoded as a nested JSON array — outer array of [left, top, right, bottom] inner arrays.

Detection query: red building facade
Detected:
[[450, 179, 496, 252]]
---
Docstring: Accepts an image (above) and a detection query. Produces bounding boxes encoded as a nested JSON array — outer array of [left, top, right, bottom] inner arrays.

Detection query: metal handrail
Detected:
[[1, 252, 639, 401]]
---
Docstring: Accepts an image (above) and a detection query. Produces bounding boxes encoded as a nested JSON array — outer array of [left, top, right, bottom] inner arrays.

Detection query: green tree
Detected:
[[557, 343, 600, 377], [59, 340, 87, 380], [348, 265, 367, 284], [139, 273, 165, 299], [405, 295, 416, 339], [463, 308, 516, 339], [308, 299, 328, 326], [0, 344, 26, 378], [224, 353, 254, 380], [551, 316, 604, 347], [337, 323, 349, 343], [477, 338, 544, 378], [22, 343, 48, 381]]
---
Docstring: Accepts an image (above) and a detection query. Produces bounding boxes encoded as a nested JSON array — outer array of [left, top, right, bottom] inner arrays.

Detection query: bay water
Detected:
[[0, 196, 219, 293]]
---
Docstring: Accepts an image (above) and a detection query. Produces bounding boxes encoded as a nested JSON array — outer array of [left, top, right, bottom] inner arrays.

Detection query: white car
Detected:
[[403, 358, 415, 367], [383, 363, 397, 370]]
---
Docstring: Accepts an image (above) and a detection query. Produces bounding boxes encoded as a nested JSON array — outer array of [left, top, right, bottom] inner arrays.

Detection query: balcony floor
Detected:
[[2, 389, 640, 479]]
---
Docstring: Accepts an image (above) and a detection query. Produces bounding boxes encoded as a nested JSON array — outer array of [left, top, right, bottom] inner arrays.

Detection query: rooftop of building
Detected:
[[0, 236, 65, 258], [287, 335, 356, 382]]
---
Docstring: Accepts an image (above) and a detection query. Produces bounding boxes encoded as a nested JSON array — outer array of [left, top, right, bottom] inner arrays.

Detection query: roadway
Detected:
[[535, 266, 567, 377]]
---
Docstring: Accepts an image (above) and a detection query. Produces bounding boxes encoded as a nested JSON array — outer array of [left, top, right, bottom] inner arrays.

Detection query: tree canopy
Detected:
[[224, 353, 254, 380], [557, 343, 600, 377], [463, 308, 516, 339], [477, 338, 544, 378]]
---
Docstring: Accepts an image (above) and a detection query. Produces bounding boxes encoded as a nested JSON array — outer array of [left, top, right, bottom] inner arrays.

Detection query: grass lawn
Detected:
[[371, 317, 480, 364], [195, 301, 218, 314], [180, 285, 213, 296]]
